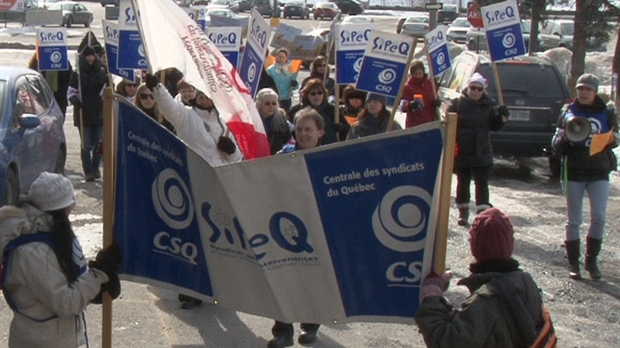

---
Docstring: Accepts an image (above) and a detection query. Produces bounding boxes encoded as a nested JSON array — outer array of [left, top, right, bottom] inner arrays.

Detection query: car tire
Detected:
[[2, 169, 19, 207], [54, 147, 67, 176], [66, 16, 73, 28], [548, 155, 561, 177]]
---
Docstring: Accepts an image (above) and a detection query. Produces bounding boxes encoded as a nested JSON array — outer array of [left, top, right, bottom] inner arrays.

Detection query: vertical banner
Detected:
[[207, 27, 242, 68], [102, 20, 136, 81], [238, 9, 271, 98], [481, 0, 525, 61], [195, 6, 207, 31], [356, 30, 413, 98], [424, 25, 452, 76], [36, 28, 69, 71], [270, 22, 303, 50], [117, 0, 148, 70], [335, 23, 375, 85]]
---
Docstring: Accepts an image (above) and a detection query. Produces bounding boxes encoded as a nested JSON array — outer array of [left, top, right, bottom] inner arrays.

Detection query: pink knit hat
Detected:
[[469, 208, 515, 261]]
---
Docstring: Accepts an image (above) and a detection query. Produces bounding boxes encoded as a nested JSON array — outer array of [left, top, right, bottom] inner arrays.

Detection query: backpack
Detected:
[[529, 304, 557, 348]]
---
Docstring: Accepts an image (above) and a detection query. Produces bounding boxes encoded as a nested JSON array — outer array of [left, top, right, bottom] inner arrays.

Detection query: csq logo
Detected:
[[373, 186, 432, 285]]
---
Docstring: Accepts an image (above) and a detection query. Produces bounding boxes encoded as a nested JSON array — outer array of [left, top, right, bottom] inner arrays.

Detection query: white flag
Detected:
[[130, 0, 270, 159]]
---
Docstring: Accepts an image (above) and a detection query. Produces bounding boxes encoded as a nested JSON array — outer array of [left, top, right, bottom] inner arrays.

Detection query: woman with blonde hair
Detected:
[[135, 84, 175, 133], [255, 88, 293, 155]]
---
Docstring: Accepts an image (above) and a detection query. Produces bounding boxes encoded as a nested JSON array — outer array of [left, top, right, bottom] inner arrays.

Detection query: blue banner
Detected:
[[425, 26, 451, 76], [335, 24, 374, 85], [36, 28, 68, 71], [103, 20, 135, 80], [117, 30, 148, 69], [481, 0, 526, 61]]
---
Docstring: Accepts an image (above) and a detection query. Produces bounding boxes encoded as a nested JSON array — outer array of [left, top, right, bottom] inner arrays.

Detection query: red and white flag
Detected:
[[130, 0, 270, 159]]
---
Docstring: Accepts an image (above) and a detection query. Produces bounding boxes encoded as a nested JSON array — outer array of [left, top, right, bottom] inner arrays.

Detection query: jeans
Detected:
[[454, 165, 492, 207], [562, 180, 609, 241], [79, 124, 103, 176], [272, 321, 320, 338]]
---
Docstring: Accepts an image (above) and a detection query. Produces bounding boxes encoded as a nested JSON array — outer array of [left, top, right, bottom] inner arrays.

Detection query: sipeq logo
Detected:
[[105, 25, 119, 40], [249, 18, 268, 48], [484, 4, 516, 26], [340, 28, 371, 44], [373, 186, 432, 286], [209, 32, 238, 46], [39, 31, 64, 43], [426, 30, 444, 48], [124, 6, 137, 25], [371, 37, 410, 56]]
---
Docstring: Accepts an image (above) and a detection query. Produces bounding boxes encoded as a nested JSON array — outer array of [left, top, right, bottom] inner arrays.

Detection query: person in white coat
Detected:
[[0, 172, 121, 348], [146, 73, 243, 166]]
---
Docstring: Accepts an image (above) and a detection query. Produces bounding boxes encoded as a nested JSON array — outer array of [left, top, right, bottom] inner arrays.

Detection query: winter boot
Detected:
[[457, 207, 469, 226], [585, 237, 602, 280], [565, 239, 581, 280]]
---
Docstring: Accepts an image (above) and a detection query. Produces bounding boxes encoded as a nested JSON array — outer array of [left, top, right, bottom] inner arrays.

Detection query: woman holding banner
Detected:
[[400, 60, 441, 128], [266, 48, 299, 112], [448, 73, 508, 226]]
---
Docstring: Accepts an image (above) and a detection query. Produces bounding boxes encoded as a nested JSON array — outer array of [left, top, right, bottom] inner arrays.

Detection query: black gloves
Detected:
[[332, 122, 343, 133], [431, 99, 442, 108], [145, 73, 159, 90], [89, 242, 122, 279], [91, 273, 121, 303], [408, 99, 424, 112], [217, 136, 236, 155], [497, 105, 510, 117], [69, 95, 82, 108]]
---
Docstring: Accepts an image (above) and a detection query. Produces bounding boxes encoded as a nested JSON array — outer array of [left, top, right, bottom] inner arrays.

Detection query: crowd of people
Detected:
[[12, 33, 618, 347]]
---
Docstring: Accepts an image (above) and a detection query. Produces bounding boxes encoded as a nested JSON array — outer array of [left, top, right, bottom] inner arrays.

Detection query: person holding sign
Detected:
[[400, 60, 440, 128], [551, 73, 618, 280], [0, 172, 122, 348], [447, 73, 508, 226], [67, 45, 109, 182], [347, 93, 401, 139], [415, 208, 555, 348], [266, 48, 299, 112]]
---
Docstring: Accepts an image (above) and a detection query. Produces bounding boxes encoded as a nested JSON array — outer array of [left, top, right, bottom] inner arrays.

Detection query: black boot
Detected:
[[565, 239, 581, 280], [457, 207, 469, 226], [585, 237, 602, 280]]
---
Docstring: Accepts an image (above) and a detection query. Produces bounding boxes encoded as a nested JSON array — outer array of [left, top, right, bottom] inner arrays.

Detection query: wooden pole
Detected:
[[387, 38, 417, 132], [423, 42, 440, 121], [433, 112, 457, 274], [491, 61, 504, 105], [101, 86, 116, 348]]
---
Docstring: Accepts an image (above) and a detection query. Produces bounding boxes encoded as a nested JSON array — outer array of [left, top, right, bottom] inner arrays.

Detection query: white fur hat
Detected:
[[28, 172, 75, 212], [467, 72, 488, 88]]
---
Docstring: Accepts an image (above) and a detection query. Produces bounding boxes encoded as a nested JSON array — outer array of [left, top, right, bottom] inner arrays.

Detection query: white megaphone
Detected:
[[565, 116, 591, 142]]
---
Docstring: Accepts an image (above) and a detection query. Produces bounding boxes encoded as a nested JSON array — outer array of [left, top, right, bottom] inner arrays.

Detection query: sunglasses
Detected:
[[309, 91, 324, 96], [140, 93, 154, 100], [264, 101, 278, 106], [469, 85, 484, 92]]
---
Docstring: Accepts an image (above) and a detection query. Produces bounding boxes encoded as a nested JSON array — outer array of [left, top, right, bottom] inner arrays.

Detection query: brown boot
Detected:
[[457, 207, 469, 226]]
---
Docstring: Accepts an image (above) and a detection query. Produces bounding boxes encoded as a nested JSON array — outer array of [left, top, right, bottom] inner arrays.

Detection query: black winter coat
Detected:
[[69, 54, 108, 127], [288, 102, 346, 145], [448, 91, 505, 168]]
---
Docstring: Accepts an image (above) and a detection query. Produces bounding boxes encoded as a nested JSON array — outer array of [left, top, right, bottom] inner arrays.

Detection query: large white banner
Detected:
[[114, 99, 445, 324]]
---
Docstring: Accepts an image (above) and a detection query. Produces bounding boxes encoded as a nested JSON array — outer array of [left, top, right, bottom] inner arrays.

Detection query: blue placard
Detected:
[[36, 29, 68, 71], [429, 45, 451, 76], [196, 6, 206, 32], [336, 50, 364, 84], [481, 0, 526, 61], [425, 26, 451, 76], [238, 44, 262, 98], [117, 30, 148, 69], [105, 43, 136, 81], [208, 27, 241, 68], [335, 24, 374, 85], [485, 24, 526, 61], [356, 56, 407, 97]]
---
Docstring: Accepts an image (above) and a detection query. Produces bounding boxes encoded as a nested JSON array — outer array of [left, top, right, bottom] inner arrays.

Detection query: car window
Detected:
[[26, 75, 52, 114], [13, 77, 35, 128], [560, 22, 574, 35], [406, 16, 428, 23], [478, 64, 565, 98]]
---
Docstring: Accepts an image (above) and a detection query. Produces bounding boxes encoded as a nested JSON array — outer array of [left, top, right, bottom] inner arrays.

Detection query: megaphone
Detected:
[[565, 116, 591, 142]]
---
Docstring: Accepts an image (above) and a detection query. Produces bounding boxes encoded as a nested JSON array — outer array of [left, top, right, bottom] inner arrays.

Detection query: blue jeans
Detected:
[[79, 125, 103, 176], [562, 180, 609, 241]]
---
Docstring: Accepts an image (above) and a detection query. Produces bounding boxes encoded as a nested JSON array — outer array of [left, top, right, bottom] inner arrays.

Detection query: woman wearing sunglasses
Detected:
[[447, 73, 509, 226], [134, 84, 175, 134], [288, 79, 348, 145], [255, 88, 293, 155]]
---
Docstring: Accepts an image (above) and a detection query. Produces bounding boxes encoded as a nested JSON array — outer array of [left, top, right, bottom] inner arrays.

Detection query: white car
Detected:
[[446, 17, 472, 44], [341, 15, 374, 24]]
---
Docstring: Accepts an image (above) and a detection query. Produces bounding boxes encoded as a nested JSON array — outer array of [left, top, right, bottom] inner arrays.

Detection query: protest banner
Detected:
[[111, 97, 447, 324], [289, 34, 325, 61], [481, 0, 525, 104], [335, 23, 375, 85], [102, 20, 136, 81], [36, 28, 68, 71], [270, 22, 302, 50], [238, 9, 272, 98], [117, 0, 147, 70], [207, 27, 242, 68], [424, 25, 451, 118], [195, 5, 207, 31]]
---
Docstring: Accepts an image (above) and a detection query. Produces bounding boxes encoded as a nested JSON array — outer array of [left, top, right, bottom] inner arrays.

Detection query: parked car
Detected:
[[236, 0, 254, 11], [205, 8, 237, 25], [446, 17, 471, 44], [437, 4, 459, 24], [99, 0, 119, 6], [313, 2, 339, 20], [330, 0, 363, 15], [48, 1, 93, 28], [467, 21, 533, 52], [436, 51, 572, 175], [341, 14, 373, 24], [283, 1, 309, 18], [0, 66, 67, 206], [207, 0, 239, 12], [254, 0, 281, 17], [400, 14, 430, 39], [539, 19, 607, 52]]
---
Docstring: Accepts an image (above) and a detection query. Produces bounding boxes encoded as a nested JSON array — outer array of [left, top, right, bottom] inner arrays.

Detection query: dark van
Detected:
[[437, 51, 572, 175]]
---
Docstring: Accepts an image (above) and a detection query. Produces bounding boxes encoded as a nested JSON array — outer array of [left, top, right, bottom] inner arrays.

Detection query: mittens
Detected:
[[89, 242, 121, 279], [69, 95, 82, 108], [409, 98, 424, 112], [431, 99, 442, 108], [421, 271, 453, 301], [497, 105, 510, 117], [145, 73, 159, 90], [90, 273, 121, 304], [217, 136, 236, 155]]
